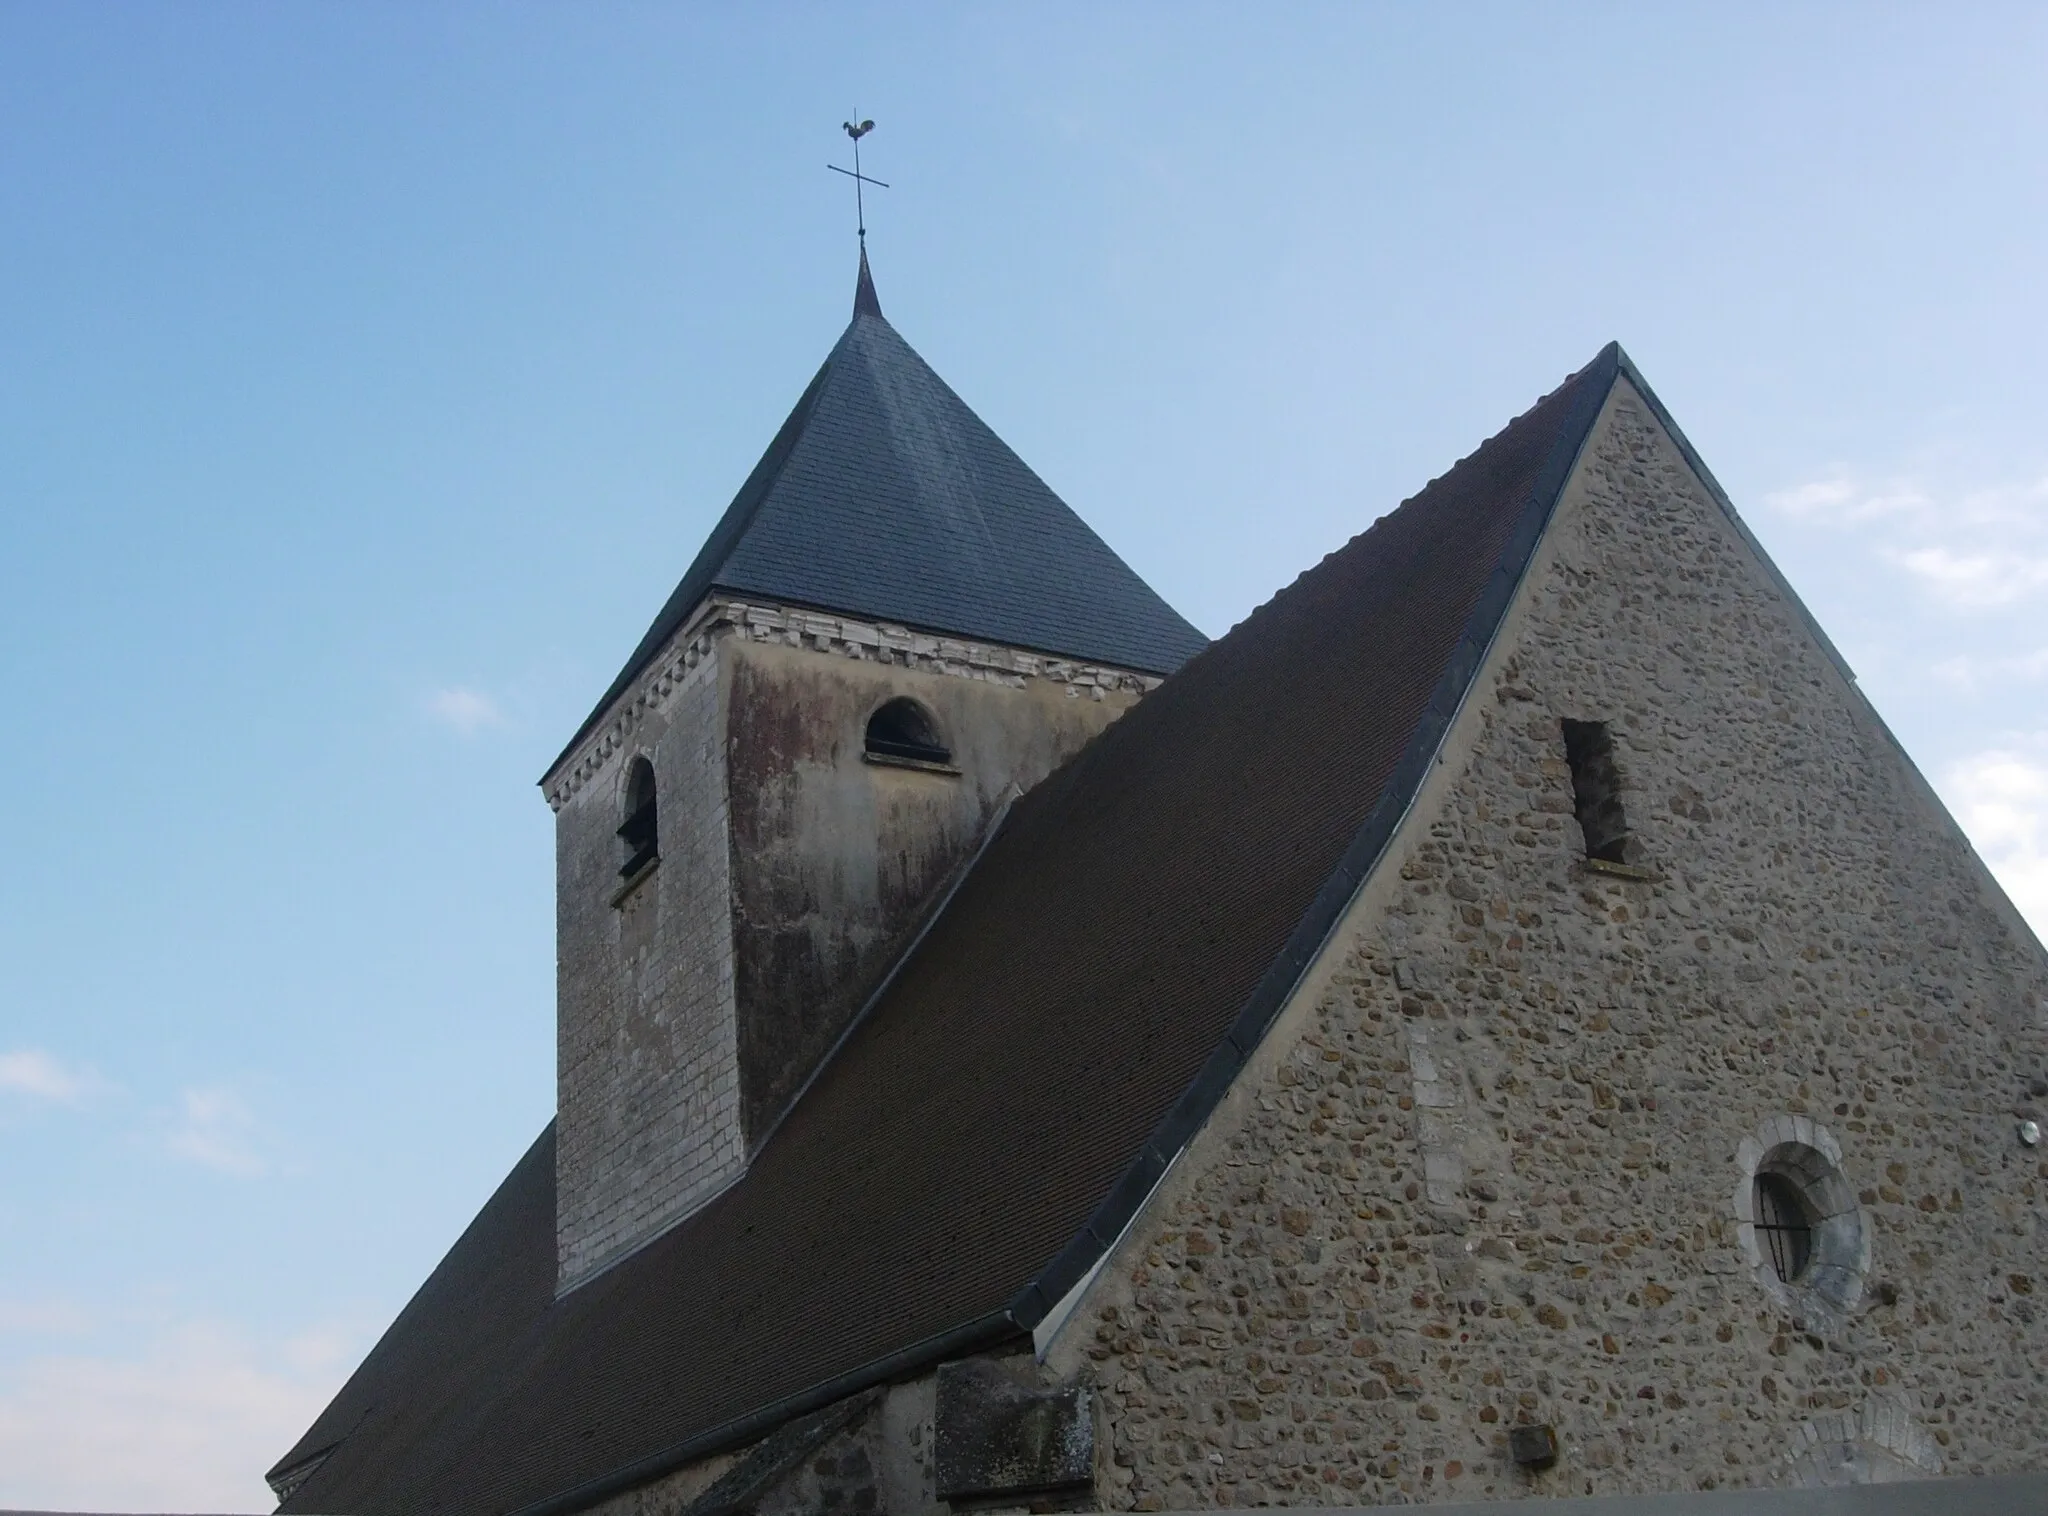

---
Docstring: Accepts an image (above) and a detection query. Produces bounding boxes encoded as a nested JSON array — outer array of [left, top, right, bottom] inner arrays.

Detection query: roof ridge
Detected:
[[1223, 342, 1623, 651], [1006, 343, 1620, 1329]]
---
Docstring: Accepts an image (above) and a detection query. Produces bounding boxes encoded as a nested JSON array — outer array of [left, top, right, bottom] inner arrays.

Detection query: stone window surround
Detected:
[[1784, 1393, 1944, 1487], [544, 597, 1164, 813], [1732, 1115, 1870, 1329], [607, 749, 663, 910], [861, 694, 961, 775]]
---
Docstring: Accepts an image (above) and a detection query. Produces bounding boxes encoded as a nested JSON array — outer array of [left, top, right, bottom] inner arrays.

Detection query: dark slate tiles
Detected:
[[554, 305, 1209, 775]]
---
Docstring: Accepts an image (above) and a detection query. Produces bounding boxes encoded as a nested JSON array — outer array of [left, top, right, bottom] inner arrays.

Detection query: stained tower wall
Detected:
[[724, 624, 1151, 1145], [548, 599, 1161, 1289], [552, 616, 742, 1290]]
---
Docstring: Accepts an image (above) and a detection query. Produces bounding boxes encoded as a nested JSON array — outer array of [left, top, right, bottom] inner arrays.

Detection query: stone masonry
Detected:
[[549, 597, 1161, 1290], [1062, 383, 2048, 1506], [554, 625, 742, 1289]]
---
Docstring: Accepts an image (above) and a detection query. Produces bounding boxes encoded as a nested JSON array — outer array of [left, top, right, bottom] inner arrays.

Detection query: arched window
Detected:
[[617, 757, 658, 880], [864, 697, 951, 766]]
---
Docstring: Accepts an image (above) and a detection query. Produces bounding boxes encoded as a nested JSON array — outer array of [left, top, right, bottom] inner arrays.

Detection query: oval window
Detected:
[[1753, 1170, 1815, 1282]]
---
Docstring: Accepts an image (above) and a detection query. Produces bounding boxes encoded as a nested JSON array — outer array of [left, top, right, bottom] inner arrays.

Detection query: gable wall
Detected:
[[1058, 382, 2048, 1507]]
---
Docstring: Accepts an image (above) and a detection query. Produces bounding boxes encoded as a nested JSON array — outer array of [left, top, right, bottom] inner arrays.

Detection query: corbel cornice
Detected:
[[543, 597, 1166, 813]]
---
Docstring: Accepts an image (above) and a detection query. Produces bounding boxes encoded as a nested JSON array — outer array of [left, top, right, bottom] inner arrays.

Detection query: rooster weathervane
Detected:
[[827, 117, 888, 250]]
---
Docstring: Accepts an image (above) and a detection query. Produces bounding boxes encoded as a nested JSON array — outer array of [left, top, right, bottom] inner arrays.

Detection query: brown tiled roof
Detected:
[[275, 344, 1621, 1516]]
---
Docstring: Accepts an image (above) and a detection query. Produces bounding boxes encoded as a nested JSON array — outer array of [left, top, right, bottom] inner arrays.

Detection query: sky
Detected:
[[2, 4, 2045, 1509]]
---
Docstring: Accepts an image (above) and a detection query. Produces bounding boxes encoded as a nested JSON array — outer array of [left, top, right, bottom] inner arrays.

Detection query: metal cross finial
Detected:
[[828, 117, 888, 248]]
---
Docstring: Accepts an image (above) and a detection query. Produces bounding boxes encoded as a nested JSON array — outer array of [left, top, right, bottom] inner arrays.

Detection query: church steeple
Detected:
[[551, 272, 1206, 774], [540, 265, 1206, 1291], [854, 246, 883, 320]]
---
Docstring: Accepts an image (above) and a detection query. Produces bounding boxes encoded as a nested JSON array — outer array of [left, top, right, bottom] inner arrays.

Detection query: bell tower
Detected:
[[541, 260, 1207, 1290]]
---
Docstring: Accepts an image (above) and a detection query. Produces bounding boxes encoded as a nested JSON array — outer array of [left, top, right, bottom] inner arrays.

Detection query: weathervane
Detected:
[[828, 117, 888, 249]]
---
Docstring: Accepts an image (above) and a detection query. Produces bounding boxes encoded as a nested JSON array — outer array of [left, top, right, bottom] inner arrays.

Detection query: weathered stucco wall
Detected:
[[1067, 383, 2048, 1507], [549, 597, 1162, 1289], [727, 633, 1144, 1145], [554, 624, 742, 1290]]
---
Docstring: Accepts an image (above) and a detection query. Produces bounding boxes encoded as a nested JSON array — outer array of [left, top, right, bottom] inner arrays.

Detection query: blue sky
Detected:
[[3, 5, 2045, 1508]]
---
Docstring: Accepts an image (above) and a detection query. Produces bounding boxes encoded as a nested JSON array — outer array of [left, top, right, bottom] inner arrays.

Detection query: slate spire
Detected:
[[854, 246, 883, 320], [553, 269, 1208, 769]]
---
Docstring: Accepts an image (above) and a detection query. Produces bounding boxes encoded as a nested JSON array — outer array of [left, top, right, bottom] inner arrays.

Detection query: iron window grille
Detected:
[[1753, 1171, 1814, 1282]]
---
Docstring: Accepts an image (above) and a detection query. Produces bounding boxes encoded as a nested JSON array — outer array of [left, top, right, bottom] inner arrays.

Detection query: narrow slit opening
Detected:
[[1561, 718, 1630, 864]]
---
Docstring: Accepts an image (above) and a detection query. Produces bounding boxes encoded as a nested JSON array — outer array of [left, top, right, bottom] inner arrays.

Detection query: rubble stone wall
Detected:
[[1069, 382, 2048, 1507]]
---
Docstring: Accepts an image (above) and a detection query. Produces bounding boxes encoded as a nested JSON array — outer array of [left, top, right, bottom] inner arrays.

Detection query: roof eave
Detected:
[[536, 588, 1195, 797], [503, 1311, 1024, 1516]]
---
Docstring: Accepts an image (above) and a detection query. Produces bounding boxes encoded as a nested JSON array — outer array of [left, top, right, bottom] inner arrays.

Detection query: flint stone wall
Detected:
[[1071, 384, 2048, 1508]]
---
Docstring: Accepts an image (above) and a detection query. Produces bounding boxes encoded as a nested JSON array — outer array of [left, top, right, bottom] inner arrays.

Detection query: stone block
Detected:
[[1509, 1423, 1559, 1468], [933, 1358, 1093, 1503]]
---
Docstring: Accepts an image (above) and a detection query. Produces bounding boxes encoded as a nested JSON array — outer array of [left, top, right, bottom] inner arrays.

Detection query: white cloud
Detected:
[[0, 1299, 95, 1337], [0, 1049, 95, 1104], [425, 685, 506, 735], [1766, 466, 2048, 611], [1924, 647, 2048, 695], [167, 1087, 269, 1177], [0, 1318, 362, 1512], [1884, 546, 2048, 609], [1944, 742, 2048, 935], [1765, 473, 1932, 523], [1928, 655, 1979, 691]]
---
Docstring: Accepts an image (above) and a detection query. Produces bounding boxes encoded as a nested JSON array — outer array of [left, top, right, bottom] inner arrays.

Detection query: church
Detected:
[[266, 252, 2048, 1514]]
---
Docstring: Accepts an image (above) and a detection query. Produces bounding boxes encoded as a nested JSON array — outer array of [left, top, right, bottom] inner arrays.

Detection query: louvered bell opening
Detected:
[[865, 697, 951, 766], [616, 804, 657, 879], [617, 757, 659, 880]]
